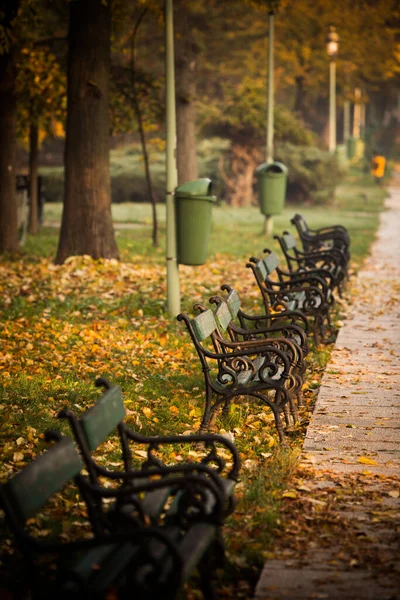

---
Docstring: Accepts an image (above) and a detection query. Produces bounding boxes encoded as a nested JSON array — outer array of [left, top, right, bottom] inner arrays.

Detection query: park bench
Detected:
[[214, 284, 309, 359], [0, 435, 231, 599], [246, 250, 336, 345], [274, 231, 346, 296], [208, 285, 309, 408], [290, 213, 350, 267], [177, 304, 295, 443], [54, 378, 240, 533], [0, 422, 236, 600]]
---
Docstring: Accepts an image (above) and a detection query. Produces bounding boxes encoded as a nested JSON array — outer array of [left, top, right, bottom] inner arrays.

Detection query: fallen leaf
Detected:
[[134, 450, 148, 459], [388, 490, 399, 499], [357, 456, 378, 465], [282, 490, 297, 499]]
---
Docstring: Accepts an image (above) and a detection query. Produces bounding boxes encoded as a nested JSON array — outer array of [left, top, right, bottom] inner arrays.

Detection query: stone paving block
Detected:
[[315, 394, 399, 407], [254, 563, 400, 599], [310, 414, 398, 427], [313, 405, 400, 420], [304, 437, 399, 452], [301, 452, 400, 476], [305, 425, 400, 443]]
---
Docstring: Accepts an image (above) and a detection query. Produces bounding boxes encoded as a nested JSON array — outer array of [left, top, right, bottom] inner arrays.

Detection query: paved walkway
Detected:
[[255, 175, 400, 599]]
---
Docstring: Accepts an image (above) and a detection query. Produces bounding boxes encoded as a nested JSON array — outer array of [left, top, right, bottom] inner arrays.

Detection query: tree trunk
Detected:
[[0, 49, 19, 253], [56, 0, 118, 264], [219, 144, 261, 207], [174, 3, 199, 186], [28, 123, 39, 235], [176, 60, 198, 185]]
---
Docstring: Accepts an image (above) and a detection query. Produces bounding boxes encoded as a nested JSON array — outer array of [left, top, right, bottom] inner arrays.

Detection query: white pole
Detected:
[[165, 0, 180, 316], [265, 11, 274, 234], [328, 59, 336, 152]]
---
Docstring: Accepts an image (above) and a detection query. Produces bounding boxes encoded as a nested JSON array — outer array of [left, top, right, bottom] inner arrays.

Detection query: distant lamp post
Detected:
[[326, 26, 339, 152]]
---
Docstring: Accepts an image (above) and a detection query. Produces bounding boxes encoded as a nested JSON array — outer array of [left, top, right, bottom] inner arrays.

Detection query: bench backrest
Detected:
[[225, 288, 241, 320], [0, 437, 83, 523], [262, 251, 280, 276], [280, 232, 297, 251], [80, 386, 126, 452], [214, 300, 232, 333], [291, 213, 308, 234], [190, 309, 219, 342]]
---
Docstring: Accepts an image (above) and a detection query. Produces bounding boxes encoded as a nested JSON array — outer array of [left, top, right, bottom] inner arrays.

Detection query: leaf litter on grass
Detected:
[[0, 249, 381, 599]]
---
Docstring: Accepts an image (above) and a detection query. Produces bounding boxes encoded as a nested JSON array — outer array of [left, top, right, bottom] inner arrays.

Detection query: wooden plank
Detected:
[[81, 386, 126, 452], [263, 252, 280, 275], [226, 289, 241, 319], [191, 310, 217, 342], [4, 438, 83, 521], [214, 301, 232, 332]]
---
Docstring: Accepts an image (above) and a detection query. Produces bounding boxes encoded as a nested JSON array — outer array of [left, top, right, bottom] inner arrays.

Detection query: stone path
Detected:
[[254, 175, 400, 600]]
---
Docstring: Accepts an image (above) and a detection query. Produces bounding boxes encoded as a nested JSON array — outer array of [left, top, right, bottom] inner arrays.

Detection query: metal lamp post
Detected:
[[266, 11, 274, 165], [165, 0, 180, 317], [264, 9, 275, 236], [326, 26, 339, 153]]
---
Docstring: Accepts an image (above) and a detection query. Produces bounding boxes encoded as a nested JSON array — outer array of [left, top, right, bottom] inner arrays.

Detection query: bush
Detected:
[[275, 143, 342, 205], [40, 139, 232, 205]]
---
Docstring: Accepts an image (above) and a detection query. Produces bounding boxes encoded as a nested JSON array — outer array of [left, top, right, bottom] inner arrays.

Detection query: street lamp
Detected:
[[326, 26, 339, 152]]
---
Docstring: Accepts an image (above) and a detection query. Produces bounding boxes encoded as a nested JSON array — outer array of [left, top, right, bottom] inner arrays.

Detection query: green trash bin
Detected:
[[175, 178, 216, 266], [347, 137, 357, 160], [256, 161, 288, 216]]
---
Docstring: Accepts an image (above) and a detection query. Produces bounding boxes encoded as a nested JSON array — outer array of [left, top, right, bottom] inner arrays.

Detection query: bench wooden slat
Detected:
[[81, 385, 126, 452], [191, 309, 217, 341], [4, 437, 83, 521], [225, 288, 241, 319], [263, 252, 280, 275], [214, 301, 233, 332]]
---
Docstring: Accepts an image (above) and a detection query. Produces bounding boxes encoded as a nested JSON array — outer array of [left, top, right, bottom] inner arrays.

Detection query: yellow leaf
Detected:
[[13, 452, 24, 462], [134, 450, 148, 459], [142, 407, 152, 418], [282, 489, 297, 499], [16, 437, 25, 446], [357, 456, 378, 465], [169, 405, 179, 415]]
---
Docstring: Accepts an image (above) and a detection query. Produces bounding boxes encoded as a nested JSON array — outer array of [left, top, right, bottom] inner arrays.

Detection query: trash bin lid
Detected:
[[175, 178, 215, 198], [256, 161, 288, 177]]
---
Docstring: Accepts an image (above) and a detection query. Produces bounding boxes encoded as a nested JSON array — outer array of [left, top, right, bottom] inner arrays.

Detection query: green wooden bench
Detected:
[[208, 286, 309, 410], [274, 231, 346, 297], [246, 249, 336, 345], [0, 428, 236, 600], [177, 304, 295, 443], [54, 379, 240, 534], [0, 435, 229, 599], [290, 213, 350, 267]]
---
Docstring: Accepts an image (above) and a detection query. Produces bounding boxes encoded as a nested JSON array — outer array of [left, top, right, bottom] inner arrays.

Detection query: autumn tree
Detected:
[[0, 0, 21, 253], [16, 46, 66, 234], [56, 0, 119, 263]]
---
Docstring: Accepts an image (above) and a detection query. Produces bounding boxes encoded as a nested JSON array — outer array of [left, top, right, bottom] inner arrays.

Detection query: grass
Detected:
[[0, 165, 388, 597]]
